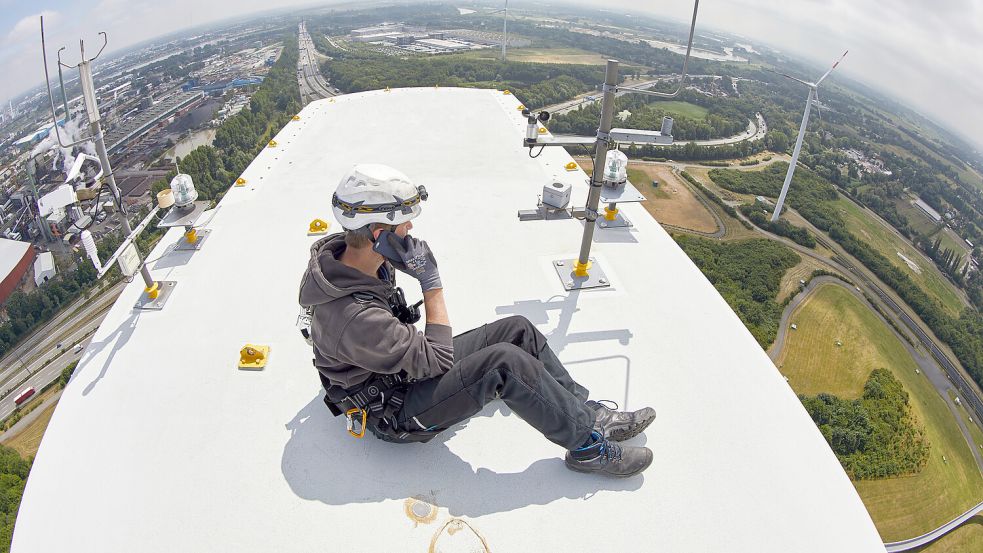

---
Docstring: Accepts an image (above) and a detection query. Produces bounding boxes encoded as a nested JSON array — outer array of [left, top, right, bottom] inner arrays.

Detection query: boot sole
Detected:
[[607, 412, 656, 442]]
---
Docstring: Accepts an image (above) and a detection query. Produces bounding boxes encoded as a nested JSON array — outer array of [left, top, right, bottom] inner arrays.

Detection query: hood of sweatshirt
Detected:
[[299, 233, 393, 308]]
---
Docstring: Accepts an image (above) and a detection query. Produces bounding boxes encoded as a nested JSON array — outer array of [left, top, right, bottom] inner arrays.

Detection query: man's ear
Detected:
[[372, 227, 384, 240]]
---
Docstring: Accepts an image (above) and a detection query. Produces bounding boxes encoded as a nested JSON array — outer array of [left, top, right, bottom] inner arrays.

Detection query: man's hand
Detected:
[[373, 231, 442, 292]]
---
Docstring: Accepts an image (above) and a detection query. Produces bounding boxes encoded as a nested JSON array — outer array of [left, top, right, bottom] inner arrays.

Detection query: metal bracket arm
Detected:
[[96, 207, 159, 278], [608, 128, 674, 145]]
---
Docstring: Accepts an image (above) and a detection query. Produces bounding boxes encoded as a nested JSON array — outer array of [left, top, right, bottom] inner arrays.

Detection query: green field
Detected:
[[833, 197, 967, 316], [777, 283, 983, 543], [646, 100, 709, 120], [892, 197, 972, 260]]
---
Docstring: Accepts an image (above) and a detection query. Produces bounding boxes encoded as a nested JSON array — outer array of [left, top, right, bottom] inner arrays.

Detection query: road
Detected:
[[0, 281, 123, 389], [298, 22, 338, 105], [884, 500, 983, 552], [770, 276, 983, 475], [0, 295, 115, 421], [541, 75, 767, 148]]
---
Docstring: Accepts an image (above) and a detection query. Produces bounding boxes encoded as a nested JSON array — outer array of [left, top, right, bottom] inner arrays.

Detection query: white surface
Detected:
[[13, 88, 886, 552], [36, 184, 77, 218], [0, 237, 30, 281], [32, 252, 55, 286]]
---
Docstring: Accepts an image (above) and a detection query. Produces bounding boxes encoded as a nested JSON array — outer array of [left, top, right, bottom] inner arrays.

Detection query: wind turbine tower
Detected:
[[770, 50, 848, 222], [501, 0, 508, 61]]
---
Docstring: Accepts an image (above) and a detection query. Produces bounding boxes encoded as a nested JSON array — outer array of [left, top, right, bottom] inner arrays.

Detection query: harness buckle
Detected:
[[346, 407, 367, 438]]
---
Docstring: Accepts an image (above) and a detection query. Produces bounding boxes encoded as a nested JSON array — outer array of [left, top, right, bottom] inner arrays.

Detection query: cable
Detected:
[[528, 145, 546, 159]]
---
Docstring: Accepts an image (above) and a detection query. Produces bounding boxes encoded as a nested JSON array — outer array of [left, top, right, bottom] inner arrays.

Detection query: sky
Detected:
[[1, 0, 981, 149]]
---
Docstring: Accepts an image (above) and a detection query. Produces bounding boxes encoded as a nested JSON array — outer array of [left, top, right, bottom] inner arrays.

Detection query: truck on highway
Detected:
[[14, 387, 36, 407]]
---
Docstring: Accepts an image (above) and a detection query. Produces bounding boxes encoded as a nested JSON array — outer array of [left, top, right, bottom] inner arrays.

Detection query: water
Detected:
[[167, 129, 217, 161], [645, 39, 748, 63]]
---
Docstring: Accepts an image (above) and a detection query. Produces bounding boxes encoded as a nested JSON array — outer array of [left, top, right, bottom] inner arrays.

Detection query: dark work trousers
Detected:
[[395, 315, 597, 450]]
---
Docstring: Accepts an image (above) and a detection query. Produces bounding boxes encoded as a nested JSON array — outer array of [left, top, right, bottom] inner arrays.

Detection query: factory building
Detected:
[[0, 238, 35, 304]]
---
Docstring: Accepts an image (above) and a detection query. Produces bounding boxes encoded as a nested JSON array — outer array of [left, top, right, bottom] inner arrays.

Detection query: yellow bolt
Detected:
[[268, 140, 278, 148], [185, 228, 198, 244], [503, 89, 512, 95], [538, 127, 548, 134], [573, 260, 592, 277], [517, 104, 525, 111], [604, 207, 618, 221], [564, 161, 578, 171], [145, 282, 160, 300], [292, 115, 301, 121], [235, 177, 247, 186]]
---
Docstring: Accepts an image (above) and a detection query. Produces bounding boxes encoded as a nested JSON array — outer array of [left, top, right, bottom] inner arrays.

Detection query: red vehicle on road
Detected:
[[14, 387, 36, 406]]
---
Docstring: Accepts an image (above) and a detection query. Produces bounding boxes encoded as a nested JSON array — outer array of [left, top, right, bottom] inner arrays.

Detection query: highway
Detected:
[[541, 77, 766, 147], [0, 283, 120, 421], [298, 22, 337, 105]]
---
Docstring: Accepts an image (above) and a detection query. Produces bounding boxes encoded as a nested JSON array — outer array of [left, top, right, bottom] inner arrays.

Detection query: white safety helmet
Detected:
[[332, 163, 428, 230]]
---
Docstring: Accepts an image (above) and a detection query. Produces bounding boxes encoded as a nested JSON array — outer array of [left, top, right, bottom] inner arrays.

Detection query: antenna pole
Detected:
[[574, 59, 619, 274], [78, 55, 156, 289], [771, 87, 813, 222]]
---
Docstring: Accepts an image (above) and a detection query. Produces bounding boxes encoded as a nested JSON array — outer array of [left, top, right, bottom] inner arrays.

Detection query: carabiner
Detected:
[[346, 407, 367, 439]]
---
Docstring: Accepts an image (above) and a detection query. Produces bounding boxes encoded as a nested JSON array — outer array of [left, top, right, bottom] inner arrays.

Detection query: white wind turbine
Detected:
[[769, 50, 848, 222]]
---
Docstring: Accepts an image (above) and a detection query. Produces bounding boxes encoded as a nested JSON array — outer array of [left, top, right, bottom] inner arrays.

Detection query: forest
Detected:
[[673, 235, 800, 347], [800, 369, 929, 480]]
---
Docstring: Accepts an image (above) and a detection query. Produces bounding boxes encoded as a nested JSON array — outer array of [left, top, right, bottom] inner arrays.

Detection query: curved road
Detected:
[[884, 500, 983, 552], [770, 276, 983, 475]]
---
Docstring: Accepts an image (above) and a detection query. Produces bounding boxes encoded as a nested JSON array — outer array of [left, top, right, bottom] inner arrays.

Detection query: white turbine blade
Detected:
[[764, 67, 812, 87], [815, 50, 849, 86]]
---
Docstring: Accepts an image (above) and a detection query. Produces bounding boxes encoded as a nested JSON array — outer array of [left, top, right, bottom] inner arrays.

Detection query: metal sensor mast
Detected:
[[521, 0, 701, 290], [40, 17, 176, 310]]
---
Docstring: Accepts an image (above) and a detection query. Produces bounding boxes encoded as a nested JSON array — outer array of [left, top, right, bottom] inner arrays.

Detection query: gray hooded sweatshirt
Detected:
[[298, 233, 454, 389]]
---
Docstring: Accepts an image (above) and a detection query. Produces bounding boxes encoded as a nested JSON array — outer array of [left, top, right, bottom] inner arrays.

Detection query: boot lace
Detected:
[[598, 440, 623, 465], [593, 399, 619, 411]]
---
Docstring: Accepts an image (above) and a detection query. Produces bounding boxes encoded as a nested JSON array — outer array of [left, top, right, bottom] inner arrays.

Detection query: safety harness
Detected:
[[301, 284, 439, 444], [319, 372, 439, 443]]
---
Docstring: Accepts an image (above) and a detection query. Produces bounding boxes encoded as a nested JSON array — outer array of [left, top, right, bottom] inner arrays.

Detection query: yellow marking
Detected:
[[235, 177, 247, 187], [573, 260, 592, 277], [144, 282, 160, 300], [308, 218, 330, 235], [565, 161, 579, 171], [239, 344, 270, 370]]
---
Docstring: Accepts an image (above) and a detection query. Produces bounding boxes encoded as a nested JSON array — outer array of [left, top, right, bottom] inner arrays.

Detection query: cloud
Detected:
[[5, 10, 58, 45]]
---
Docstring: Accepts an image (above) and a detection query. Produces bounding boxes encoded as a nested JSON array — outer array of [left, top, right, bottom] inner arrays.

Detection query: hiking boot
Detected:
[[588, 400, 656, 442], [565, 432, 653, 477]]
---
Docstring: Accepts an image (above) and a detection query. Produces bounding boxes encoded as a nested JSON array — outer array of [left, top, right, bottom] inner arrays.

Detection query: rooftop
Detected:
[[13, 88, 884, 552], [0, 237, 31, 279]]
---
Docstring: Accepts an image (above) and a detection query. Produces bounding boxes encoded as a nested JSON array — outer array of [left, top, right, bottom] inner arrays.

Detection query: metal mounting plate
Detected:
[[553, 258, 611, 291], [599, 181, 645, 204], [174, 229, 212, 251], [598, 212, 633, 229], [158, 201, 210, 228], [134, 281, 177, 310]]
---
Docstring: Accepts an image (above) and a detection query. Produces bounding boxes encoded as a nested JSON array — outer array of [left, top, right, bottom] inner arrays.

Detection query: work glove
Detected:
[[373, 231, 442, 292]]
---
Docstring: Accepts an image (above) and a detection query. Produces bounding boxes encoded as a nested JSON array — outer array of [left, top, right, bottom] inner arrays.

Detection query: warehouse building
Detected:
[[0, 238, 35, 304]]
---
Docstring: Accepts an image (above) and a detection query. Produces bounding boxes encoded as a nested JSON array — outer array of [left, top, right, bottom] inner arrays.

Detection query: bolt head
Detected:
[[556, 261, 565, 266], [566, 281, 574, 289], [599, 278, 608, 284]]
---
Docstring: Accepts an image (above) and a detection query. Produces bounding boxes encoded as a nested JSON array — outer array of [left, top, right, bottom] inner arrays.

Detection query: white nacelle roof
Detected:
[[12, 88, 886, 552]]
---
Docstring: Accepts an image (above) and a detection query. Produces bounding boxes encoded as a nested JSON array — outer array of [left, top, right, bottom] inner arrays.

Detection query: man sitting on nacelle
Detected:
[[298, 164, 656, 477]]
